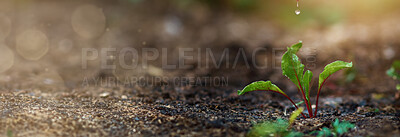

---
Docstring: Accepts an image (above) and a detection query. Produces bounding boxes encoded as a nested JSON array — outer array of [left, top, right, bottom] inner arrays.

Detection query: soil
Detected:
[[0, 1, 400, 137], [1, 86, 399, 136]]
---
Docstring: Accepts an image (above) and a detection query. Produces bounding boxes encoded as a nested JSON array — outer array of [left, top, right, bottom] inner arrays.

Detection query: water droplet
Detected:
[[295, 9, 301, 15], [295, 0, 301, 15]]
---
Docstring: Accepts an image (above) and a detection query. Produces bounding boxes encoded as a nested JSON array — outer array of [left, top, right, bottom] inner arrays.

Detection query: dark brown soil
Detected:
[[1, 86, 399, 136]]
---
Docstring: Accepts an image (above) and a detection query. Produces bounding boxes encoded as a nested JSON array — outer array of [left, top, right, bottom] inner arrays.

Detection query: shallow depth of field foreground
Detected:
[[0, 0, 399, 136]]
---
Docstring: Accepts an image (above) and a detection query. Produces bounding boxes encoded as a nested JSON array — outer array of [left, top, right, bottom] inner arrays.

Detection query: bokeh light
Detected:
[[0, 14, 11, 42], [0, 45, 14, 73], [71, 5, 106, 39], [34, 68, 65, 88], [16, 29, 49, 60], [57, 39, 74, 53]]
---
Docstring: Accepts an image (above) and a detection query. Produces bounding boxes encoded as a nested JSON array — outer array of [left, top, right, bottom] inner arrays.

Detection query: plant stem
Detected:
[[282, 94, 307, 118], [314, 75, 330, 117], [255, 90, 307, 118], [287, 53, 313, 117], [290, 61, 313, 117], [297, 87, 313, 118]]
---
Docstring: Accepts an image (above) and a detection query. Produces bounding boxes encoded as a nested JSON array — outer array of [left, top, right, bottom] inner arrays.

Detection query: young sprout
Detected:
[[387, 60, 400, 91], [238, 42, 352, 118], [248, 108, 305, 137], [310, 118, 355, 136]]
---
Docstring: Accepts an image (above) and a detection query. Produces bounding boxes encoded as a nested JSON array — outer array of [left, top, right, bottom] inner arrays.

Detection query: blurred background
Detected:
[[0, 0, 399, 94]]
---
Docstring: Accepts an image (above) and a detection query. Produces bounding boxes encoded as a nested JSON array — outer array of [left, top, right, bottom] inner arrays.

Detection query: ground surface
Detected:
[[1, 86, 399, 137], [0, 0, 400, 137]]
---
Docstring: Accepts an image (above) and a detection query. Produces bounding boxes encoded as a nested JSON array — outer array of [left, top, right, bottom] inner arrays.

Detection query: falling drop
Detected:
[[295, 0, 301, 15], [295, 9, 301, 15]]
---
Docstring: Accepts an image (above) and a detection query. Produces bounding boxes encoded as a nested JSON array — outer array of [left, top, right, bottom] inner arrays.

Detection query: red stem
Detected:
[[289, 55, 313, 117], [298, 87, 313, 118], [282, 94, 307, 118], [256, 90, 306, 118], [313, 75, 330, 117]]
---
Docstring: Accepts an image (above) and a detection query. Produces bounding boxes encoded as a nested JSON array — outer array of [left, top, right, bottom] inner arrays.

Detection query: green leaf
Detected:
[[290, 42, 302, 53], [318, 61, 353, 91], [310, 119, 355, 137], [7, 129, 13, 137], [248, 119, 289, 137], [281, 42, 305, 91], [387, 68, 400, 80], [396, 84, 400, 91], [238, 81, 286, 96], [295, 101, 304, 106], [289, 107, 304, 125], [392, 60, 400, 69], [387, 60, 400, 80], [302, 70, 313, 102], [276, 118, 290, 131], [317, 127, 333, 137], [332, 119, 355, 135], [333, 118, 339, 127], [284, 131, 303, 137]]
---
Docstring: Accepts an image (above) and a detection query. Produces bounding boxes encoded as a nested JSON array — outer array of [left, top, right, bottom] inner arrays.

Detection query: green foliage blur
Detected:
[[248, 118, 355, 137], [248, 119, 303, 137], [248, 108, 304, 137], [310, 118, 355, 137], [387, 60, 400, 90]]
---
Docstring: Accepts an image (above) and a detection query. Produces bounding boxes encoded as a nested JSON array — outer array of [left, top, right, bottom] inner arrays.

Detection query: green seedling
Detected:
[[387, 60, 400, 91], [248, 108, 304, 137], [310, 118, 355, 137], [238, 42, 353, 118], [7, 129, 13, 137]]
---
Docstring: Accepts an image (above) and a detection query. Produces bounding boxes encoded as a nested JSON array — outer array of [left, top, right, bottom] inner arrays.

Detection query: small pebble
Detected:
[[99, 92, 110, 98]]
